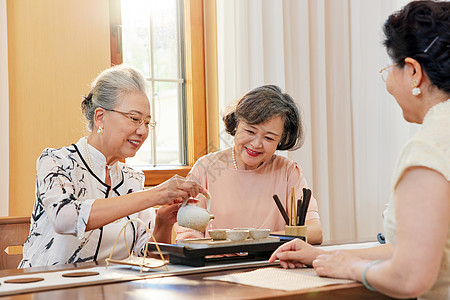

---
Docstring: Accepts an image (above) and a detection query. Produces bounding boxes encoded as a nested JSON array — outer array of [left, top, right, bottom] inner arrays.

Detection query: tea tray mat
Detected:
[[205, 267, 354, 291]]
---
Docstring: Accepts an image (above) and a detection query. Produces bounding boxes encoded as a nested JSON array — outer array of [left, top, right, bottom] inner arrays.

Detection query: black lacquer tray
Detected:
[[147, 235, 300, 267]]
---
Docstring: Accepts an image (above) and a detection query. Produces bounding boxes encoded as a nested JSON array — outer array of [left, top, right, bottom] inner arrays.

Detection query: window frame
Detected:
[[109, 0, 207, 186]]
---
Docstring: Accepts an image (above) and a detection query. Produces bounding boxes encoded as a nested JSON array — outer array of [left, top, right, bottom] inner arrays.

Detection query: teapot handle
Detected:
[[181, 197, 190, 207], [180, 191, 211, 212], [203, 191, 211, 213]]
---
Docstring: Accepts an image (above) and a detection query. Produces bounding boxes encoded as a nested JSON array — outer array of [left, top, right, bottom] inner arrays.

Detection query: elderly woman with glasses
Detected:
[[175, 85, 323, 245], [20, 65, 206, 268], [270, 1, 450, 298]]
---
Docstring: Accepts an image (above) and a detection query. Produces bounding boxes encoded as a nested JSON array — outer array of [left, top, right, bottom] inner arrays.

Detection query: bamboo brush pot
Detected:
[[285, 225, 307, 242]]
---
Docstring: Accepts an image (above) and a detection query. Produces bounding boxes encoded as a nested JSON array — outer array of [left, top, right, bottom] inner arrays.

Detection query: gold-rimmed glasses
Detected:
[[105, 109, 156, 129], [379, 63, 396, 82]]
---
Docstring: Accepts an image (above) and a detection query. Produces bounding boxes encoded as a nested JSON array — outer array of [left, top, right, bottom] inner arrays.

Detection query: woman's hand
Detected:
[[155, 198, 199, 225], [155, 175, 207, 206], [155, 203, 180, 226], [312, 251, 366, 280], [269, 238, 324, 268], [152, 198, 199, 244], [151, 203, 180, 244]]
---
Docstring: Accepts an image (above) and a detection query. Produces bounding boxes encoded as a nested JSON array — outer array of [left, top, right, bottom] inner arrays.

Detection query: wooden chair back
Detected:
[[0, 216, 31, 269]]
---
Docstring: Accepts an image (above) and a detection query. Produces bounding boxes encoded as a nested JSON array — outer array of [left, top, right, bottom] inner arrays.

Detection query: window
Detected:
[[121, 0, 186, 166], [109, 0, 208, 185]]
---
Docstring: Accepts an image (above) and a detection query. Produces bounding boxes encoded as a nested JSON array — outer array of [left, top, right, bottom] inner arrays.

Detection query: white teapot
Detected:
[[177, 192, 214, 232]]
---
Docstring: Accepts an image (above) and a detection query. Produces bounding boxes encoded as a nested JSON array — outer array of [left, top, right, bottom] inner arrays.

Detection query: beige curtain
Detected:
[[216, 0, 417, 241], [0, 0, 9, 216]]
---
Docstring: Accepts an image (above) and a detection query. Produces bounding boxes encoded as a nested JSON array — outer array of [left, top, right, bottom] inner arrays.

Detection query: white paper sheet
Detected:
[[318, 241, 380, 251], [205, 267, 354, 291]]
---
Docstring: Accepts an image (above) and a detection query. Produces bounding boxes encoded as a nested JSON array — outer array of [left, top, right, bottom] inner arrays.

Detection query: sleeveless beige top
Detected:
[[383, 99, 450, 299]]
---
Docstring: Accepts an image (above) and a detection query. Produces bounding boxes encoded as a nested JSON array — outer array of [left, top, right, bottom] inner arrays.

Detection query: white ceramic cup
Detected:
[[226, 229, 249, 241]]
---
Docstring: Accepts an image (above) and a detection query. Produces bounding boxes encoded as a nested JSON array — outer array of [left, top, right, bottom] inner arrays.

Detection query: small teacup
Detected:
[[249, 228, 270, 240], [226, 229, 249, 241], [208, 229, 229, 240]]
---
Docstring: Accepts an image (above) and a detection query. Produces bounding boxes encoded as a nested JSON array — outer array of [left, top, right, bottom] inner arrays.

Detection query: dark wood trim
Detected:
[[0, 217, 30, 225]]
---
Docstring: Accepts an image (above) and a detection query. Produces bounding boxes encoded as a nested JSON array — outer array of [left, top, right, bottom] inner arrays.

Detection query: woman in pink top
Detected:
[[175, 85, 323, 245]]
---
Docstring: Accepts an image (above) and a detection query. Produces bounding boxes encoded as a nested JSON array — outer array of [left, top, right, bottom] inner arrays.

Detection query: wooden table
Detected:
[[0, 260, 397, 299]]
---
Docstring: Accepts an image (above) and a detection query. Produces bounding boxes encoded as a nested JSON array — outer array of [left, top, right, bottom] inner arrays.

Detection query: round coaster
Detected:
[[61, 271, 100, 278], [4, 277, 44, 284]]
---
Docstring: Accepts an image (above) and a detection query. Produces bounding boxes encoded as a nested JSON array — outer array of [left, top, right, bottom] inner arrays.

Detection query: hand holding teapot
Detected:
[[177, 192, 214, 232]]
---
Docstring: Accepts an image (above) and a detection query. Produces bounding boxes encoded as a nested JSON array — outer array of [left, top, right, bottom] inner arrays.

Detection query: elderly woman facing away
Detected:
[[20, 65, 206, 268], [270, 1, 450, 299], [175, 85, 323, 245]]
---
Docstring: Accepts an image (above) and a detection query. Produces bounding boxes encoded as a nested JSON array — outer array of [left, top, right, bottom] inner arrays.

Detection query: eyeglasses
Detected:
[[379, 63, 396, 82], [105, 109, 156, 129]]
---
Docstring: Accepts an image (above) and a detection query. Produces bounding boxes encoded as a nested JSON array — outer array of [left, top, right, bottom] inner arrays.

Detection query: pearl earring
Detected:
[[412, 80, 421, 96], [97, 126, 103, 134]]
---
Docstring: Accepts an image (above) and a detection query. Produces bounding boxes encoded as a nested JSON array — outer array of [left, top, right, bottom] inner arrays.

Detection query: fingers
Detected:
[[312, 258, 321, 268], [154, 175, 209, 207], [312, 254, 332, 276], [156, 203, 179, 217], [276, 250, 305, 263], [163, 203, 181, 213], [186, 198, 200, 204], [169, 176, 207, 199], [269, 239, 296, 262], [269, 252, 279, 263], [278, 259, 303, 269], [269, 238, 303, 260], [156, 203, 183, 223], [269, 237, 318, 268]]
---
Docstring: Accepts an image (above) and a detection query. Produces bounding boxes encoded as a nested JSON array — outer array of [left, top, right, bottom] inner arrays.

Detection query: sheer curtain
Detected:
[[216, 0, 416, 241], [0, 0, 9, 216]]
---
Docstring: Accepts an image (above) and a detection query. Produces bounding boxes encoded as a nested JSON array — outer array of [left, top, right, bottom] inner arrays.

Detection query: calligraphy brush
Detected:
[[272, 194, 289, 225], [299, 188, 311, 226]]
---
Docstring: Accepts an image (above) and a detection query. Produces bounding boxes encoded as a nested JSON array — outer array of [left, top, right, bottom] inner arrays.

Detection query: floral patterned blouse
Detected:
[[19, 137, 155, 268]]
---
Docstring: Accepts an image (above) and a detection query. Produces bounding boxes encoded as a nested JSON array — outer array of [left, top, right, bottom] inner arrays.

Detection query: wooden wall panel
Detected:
[[7, 0, 111, 216], [184, 0, 207, 166], [204, 0, 219, 153]]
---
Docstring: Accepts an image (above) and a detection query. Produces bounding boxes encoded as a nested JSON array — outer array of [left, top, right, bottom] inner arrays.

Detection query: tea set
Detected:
[[176, 192, 270, 242]]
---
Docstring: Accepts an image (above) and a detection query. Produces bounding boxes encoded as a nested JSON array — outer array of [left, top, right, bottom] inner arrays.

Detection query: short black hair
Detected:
[[222, 85, 304, 151], [383, 0, 450, 93]]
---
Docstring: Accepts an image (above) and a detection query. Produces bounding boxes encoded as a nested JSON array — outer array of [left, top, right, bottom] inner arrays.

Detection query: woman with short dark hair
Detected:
[[270, 1, 450, 298], [175, 85, 323, 245]]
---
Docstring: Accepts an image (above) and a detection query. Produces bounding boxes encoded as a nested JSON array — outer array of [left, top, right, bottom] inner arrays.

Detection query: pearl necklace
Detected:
[[231, 146, 238, 170], [83, 137, 95, 171], [82, 137, 115, 174]]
